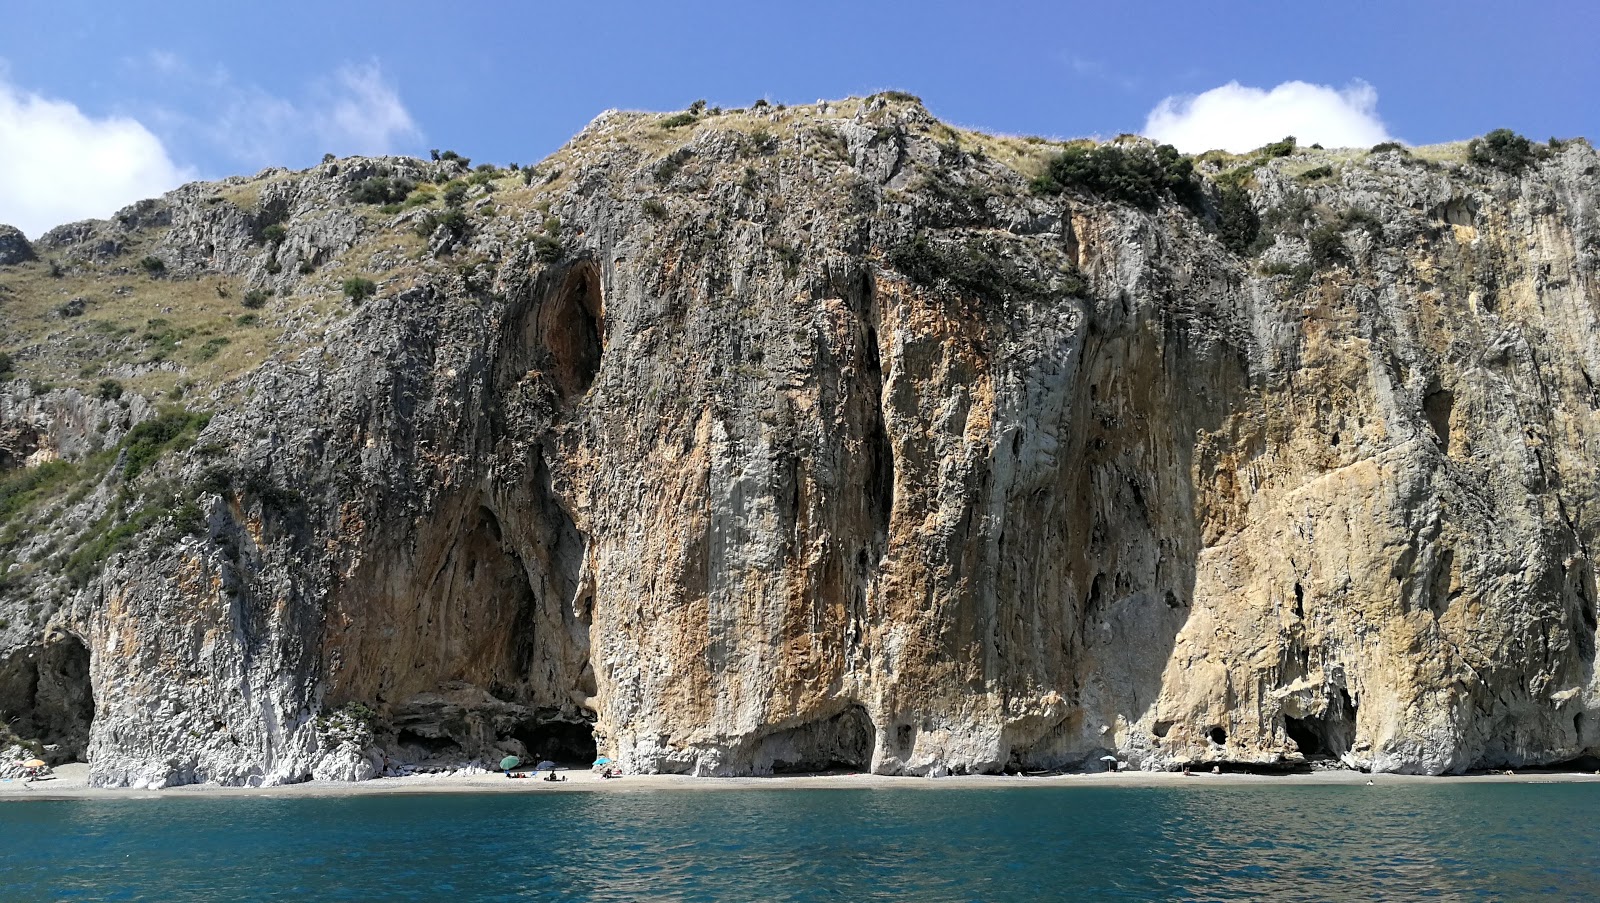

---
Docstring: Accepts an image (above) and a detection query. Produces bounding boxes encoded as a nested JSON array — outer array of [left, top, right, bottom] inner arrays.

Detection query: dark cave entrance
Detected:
[[767, 704, 876, 774], [541, 260, 604, 402], [514, 718, 597, 766], [1284, 688, 1358, 760], [0, 630, 95, 764]]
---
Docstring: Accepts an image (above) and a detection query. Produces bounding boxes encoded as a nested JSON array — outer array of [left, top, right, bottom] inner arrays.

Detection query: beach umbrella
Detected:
[[593, 756, 612, 766], [500, 755, 521, 771], [22, 759, 45, 768], [535, 760, 558, 771]]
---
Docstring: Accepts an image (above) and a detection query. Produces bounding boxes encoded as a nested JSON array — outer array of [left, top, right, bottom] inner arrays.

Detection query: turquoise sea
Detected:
[[2, 783, 1597, 901]]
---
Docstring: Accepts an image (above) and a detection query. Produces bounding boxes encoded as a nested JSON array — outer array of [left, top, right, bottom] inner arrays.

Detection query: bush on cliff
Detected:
[[889, 233, 1083, 301], [1468, 129, 1545, 173], [342, 277, 377, 303], [1032, 142, 1202, 214], [351, 176, 415, 205], [1216, 183, 1260, 256]]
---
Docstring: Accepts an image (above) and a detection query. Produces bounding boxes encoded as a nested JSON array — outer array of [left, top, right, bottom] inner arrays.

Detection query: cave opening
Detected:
[[1284, 688, 1359, 759], [1208, 726, 1227, 745], [764, 704, 876, 774], [396, 730, 458, 758], [1283, 715, 1326, 756], [0, 631, 94, 764], [514, 718, 597, 766], [540, 260, 604, 402]]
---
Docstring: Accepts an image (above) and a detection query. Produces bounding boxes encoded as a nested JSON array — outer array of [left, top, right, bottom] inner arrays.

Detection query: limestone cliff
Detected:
[[1, 96, 1598, 785]]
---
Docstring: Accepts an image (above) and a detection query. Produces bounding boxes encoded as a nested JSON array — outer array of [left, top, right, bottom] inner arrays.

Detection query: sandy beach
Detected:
[[5, 763, 1600, 802]]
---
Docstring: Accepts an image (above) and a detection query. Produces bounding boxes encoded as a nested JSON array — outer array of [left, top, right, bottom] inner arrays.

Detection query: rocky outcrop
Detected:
[[0, 225, 34, 266], [2, 97, 1599, 784]]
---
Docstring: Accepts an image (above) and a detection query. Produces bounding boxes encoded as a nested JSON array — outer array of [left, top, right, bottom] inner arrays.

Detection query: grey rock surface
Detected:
[[0, 225, 34, 265]]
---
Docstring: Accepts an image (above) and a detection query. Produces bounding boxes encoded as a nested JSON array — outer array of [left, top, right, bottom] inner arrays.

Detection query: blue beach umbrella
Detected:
[[535, 760, 558, 771], [593, 756, 612, 766]]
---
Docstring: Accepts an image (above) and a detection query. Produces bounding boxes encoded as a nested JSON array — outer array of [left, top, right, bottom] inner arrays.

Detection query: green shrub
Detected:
[[654, 148, 694, 185], [122, 408, 211, 482], [1298, 165, 1334, 182], [531, 234, 564, 263], [97, 379, 123, 401], [442, 181, 469, 207], [262, 224, 287, 244], [1306, 223, 1347, 269], [298, 260, 315, 275], [1337, 207, 1384, 241], [236, 314, 258, 327], [139, 256, 166, 275], [1259, 136, 1297, 158], [439, 150, 470, 167], [660, 112, 697, 129], [0, 460, 76, 521], [342, 277, 377, 303], [415, 209, 468, 240], [1468, 128, 1544, 173], [352, 176, 415, 205], [241, 288, 271, 309], [1216, 183, 1260, 256], [1370, 141, 1408, 155], [196, 337, 230, 361], [1032, 142, 1201, 213], [642, 198, 668, 219], [888, 233, 1077, 301], [0, 352, 13, 379]]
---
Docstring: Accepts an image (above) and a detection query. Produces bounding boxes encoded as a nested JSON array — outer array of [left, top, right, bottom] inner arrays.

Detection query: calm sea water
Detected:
[[2, 783, 1597, 901]]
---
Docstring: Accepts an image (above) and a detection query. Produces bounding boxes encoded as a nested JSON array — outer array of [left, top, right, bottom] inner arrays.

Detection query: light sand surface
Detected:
[[5, 762, 1600, 802]]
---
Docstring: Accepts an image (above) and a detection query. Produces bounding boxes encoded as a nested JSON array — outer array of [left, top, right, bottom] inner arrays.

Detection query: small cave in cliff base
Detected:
[[0, 632, 95, 763], [1284, 688, 1359, 760], [514, 718, 597, 766], [764, 705, 876, 774], [1207, 726, 1227, 745], [540, 260, 604, 402]]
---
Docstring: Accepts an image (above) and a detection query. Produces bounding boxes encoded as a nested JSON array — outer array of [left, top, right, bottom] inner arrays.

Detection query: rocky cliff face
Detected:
[[2, 96, 1598, 786]]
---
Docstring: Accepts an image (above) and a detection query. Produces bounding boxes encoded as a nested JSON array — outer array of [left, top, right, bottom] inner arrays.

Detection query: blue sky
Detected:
[[2, 0, 1596, 235]]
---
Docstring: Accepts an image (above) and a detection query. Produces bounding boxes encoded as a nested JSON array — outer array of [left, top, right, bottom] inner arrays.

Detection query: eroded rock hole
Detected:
[[1208, 726, 1227, 745], [514, 718, 597, 766], [541, 261, 604, 402], [1293, 582, 1304, 619], [1423, 388, 1454, 452], [863, 321, 894, 540], [763, 704, 876, 774]]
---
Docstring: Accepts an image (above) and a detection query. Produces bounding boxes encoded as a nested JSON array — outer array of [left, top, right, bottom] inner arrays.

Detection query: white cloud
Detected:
[[1143, 80, 1394, 154], [315, 63, 420, 155], [0, 75, 194, 237], [137, 55, 421, 167]]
